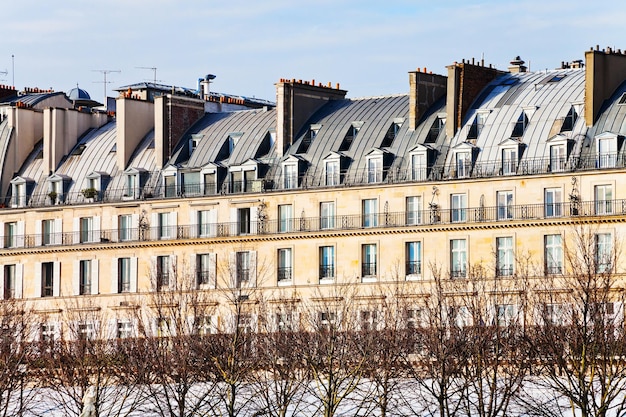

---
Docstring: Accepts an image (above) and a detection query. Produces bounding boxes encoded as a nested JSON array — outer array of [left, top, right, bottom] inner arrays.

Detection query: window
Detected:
[[197, 210, 214, 237], [598, 137, 617, 168], [283, 164, 297, 189], [339, 125, 359, 151], [125, 173, 138, 198], [156, 256, 170, 291], [319, 246, 335, 280], [237, 208, 251, 235], [451, 194, 467, 223], [406, 308, 425, 329], [319, 311, 337, 330], [361, 244, 377, 278], [545, 188, 563, 217], [277, 248, 292, 282], [406, 196, 422, 225], [3, 264, 15, 299], [545, 234, 563, 274], [195, 316, 212, 336], [544, 303, 568, 326], [595, 184, 613, 215], [118, 258, 131, 293], [278, 204, 293, 233], [182, 172, 201, 196], [158, 212, 173, 239], [496, 237, 514, 276], [450, 239, 467, 278], [561, 106, 578, 132], [497, 191, 513, 220], [78, 322, 95, 341], [497, 304, 517, 327], [381, 122, 401, 148], [164, 174, 176, 198], [42, 262, 54, 297], [42, 219, 55, 246], [203, 171, 217, 195], [406, 241, 422, 277], [362, 199, 378, 227], [236, 251, 250, 287], [456, 151, 471, 178], [118, 214, 133, 241], [320, 201, 335, 229], [79, 260, 91, 295], [425, 117, 444, 143], [502, 148, 517, 175], [4, 222, 17, 248], [360, 310, 378, 331], [467, 113, 485, 139], [550, 145, 566, 172], [411, 152, 427, 181], [367, 157, 383, 183], [117, 320, 132, 339], [275, 312, 293, 331], [511, 112, 528, 137], [595, 233, 612, 273], [80, 217, 94, 243], [40, 323, 57, 342], [325, 160, 339, 186]]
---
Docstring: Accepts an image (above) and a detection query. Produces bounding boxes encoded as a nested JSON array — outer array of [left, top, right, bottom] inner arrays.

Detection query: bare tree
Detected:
[[529, 224, 626, 417], [0, 297, 35, 417]]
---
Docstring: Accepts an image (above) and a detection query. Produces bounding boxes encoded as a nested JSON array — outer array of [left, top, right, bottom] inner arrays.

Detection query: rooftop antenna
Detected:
[[137, 66, 159, 83], [11, 54, 14, 87], [92, 69, 121, 109]]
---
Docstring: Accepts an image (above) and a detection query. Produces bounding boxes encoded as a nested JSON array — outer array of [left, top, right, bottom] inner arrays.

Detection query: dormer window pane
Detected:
[[456, 152, 471, 178], [367, 158, 382, 183], [502, 148, 517, 175], [550, 145, 566, 172], [511, 112, 528, 137], [284, 165, 297, 189], [325, 160, 339, 186], [598, 138, 617, 168]]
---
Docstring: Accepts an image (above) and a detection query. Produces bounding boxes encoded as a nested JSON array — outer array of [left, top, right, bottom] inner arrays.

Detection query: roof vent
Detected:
[[508, 56, 527, 73]]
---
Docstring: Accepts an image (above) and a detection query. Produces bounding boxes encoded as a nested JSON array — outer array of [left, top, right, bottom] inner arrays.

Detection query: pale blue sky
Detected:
[[1, 0, 625, 103]]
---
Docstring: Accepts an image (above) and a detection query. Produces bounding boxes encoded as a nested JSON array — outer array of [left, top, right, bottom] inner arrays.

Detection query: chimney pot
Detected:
[[423, 67, 427, 72], [336, 83, 340, 89]]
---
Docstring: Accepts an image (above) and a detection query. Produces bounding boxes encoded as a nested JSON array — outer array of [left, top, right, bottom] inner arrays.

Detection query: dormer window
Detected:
[[84, 172, 107, 202], [47, 174, 70, 205], [189, 134, 202, 155], [322, 152, 344, 187], [456, 151, 471, 178], [297, 125, 320, 154], [283, 164, 297, 189], [409, 145, 431, 181], [511, 111, 528, 138], [595, 132, 620, 169], [425, 116, 445, 143], [560, 106, 578, 132], [380, 119, 404, 148], [162, 166, 178, 198], [467, 112, 488, 140], [618, 93, 626, 105], [546, 134, 572, 173], [200, 163, 222, 195], [339, 122, 363, 152], [123, 168, 144, 199], [181, 171, 201, 196], [9, 177, 32, 208]]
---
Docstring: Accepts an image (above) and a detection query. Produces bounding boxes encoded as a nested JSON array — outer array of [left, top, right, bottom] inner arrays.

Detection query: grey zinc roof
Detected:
[[448, 69, 587, 167], [584, 80, 626, 160], [175, 108, 277, 168], [1, 92, 69, 107]]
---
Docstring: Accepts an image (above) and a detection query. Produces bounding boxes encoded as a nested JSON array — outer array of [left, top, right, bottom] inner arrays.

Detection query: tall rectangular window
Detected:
[[496, 237, 514, 276], [4, 222, 17, 248], [283, 164, 297, 189], [198, 210, 213, 237], [42, 262, 54, 297], [237, 208, 251, 235], [367, 158, 383, 183], [497, 304, 516, 327], [411, 153, 426, 181], [361, 244, 377, 278], [456, 152, 470, 178], [278, 204, 293, 233], [595, 184, 613, 215], [325, 160, 339, 186], [451, 194, 467, 223], [118, 258, 131, 293], [3, 264, 15, 299], [502, 148, 517, 175], [320, 201, 335, 229], [595, 233, 612, 273], [406, 241, 422, 277], [545, 234, 563, 274], [117, 320, 132, 339], [406, 196, 422, 225], [545, 188, 563, 217], [362, 198, 378, 227], [236, 251, 250, 287], [119, 214, 132, 241], [156, 256, 170, 291], [450, 239, 467, 278], [158, 213, 172, 239], [80, 217, 94, 243], [164, 175, 176, 198], [196, 253, 211, 286], [598, 138, 617, 168], [550, 145, 566, 172], [497, 191, 513, 220], [42, 219, 54, 246], [277, 248, 292, 282], [125, 174, 138, 198], [79, 260, 91, 295], [319, 246, 335, 280]]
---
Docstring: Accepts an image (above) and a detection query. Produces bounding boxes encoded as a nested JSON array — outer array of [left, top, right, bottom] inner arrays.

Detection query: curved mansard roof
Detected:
[[585, 80, 626, 157], [450, 69, 587, 167]]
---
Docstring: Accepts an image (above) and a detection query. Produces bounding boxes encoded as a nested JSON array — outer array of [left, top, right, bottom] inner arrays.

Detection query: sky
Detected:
[[1, 0, 625, 104]]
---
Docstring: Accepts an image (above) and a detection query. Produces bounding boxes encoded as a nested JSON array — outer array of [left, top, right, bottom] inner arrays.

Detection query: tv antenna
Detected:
[[137, 66, 160, 83], [92, 69, 121, 109]]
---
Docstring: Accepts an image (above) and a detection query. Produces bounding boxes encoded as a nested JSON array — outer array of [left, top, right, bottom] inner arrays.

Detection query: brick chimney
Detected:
[[408, 68, 447, 130], [275, 79, 347, 156], [445, 59, 504, 138], [585, 46, 626, 126]]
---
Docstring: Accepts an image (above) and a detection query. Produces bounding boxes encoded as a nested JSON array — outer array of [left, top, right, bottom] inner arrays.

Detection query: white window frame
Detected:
[[501, 147, 517, 175], [595, 184, 613, 215], [496, 236, 514, 277], [319, 246, 335, 282], [324, 159, 340, 186], [361, 243, 377, 281], [278, 204, 293, 233], [545, 234, 563, 275], [545, 188, 563, 218], [595, 233, 613, 273], [410, 151, 427, 181], [283, 163, 297, 189], [450, 239, 467, 278], [362, 198, 378, 228], [277, 248, 293, 283], [497, 191, 513, 220], [406, 241, 422, 279], [320, 201, 335, 230], [367, 156, 383, 183], [451, 194, 467, 223], [406, 196, 422, 225]]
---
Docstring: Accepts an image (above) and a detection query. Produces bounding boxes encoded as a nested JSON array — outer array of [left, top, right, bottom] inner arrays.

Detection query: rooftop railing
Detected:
[[2, 198, 624, 251], [3, 153, 624, 209]]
